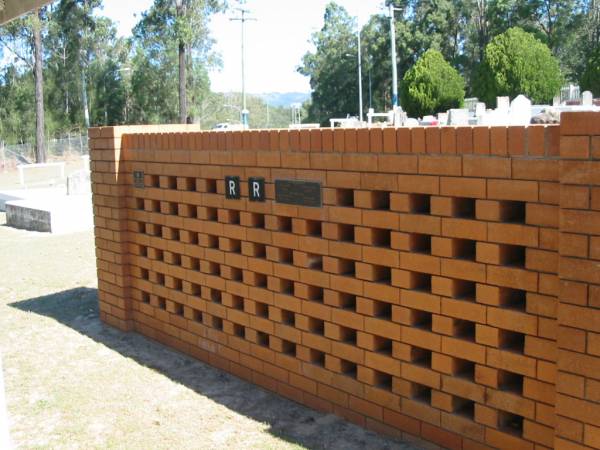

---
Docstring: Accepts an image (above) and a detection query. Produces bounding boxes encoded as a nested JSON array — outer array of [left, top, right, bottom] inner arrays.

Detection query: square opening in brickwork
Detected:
[[211, 290, 222, 304], [411, 272, 432, 292], [139, 245, 148, 257], [453, 319, 476, 342], [150, 175, 160, 188], [411, 347, 432, 368], [409, 194, 430, 214], [453, 280, 476, 301], [339, 259, 356, 277], [188, 232, 199, 244], [155, 249, 164, 261], [233, 323, 245, 338], [411, 310, 433, 330], [279, 279, 294, 295], [187, 205, 198, 219], [173, 302, 184, 316], [191, 283, 201, 297], [203, 207, 217, 222], [282, 340, 296, 356], [307, 286, 324, 302], [340, 293, 357, 310], [141, 292, 150, 304], [372, 191, 391, 210], [137, 222, 146, 233], [454, 397, 475, 420], [372, 265, 392, 284], [254, 273, 268, 288], [499, 288, 527, 311], [172, 253, 182, 266], [183, 177, 196, 191], [372, 228, 391, 247], [230, 267, 243, 281], [206, 179, 217, 193], [373, 370, 393, 391], [453, 358, 475, 381], [230, 239, 242, 254], [306, 253, 323, 270], [308, 317, 325, 335], [339, 326, 357, 345], [498, 411, 524, 436], [171, 228, 181, 241], [411, 383, 431, 403], [168, 202, 178, 215], [499, 201, 526, 223], [499, 330, 525, 353], [255, 301, 269, 318], [341, 360, 357, 379], [231, 295, 245, 310], [154, 225, 163, 237], [190, 257, 200, 271], [373, 300, 392, 320], [278, 247, 293, 263], [454, 239, 476, 261], [193, 310, 203, 323], [499, 245, 526, 267], [158, 297, 167, 310], [205, 262, 220, 276], [206, 234, 219, 248], [337, 224, 355, 242], [281, 309, 296, 326], [228, 210, 241, 225], [309, 349, 326, 367], [256, 331, 270, 347], [306, 220, 322, 237], [373, 336, 393, 355], [174, 278, 183, 292], [157, 273, 165, 286], [250, 213, 265, 229], [277, 216, 293, 232], [167, 176, 177, 190], [151, 200, 161, 213], [337, 188, 354, 207], [453, 198, 476, 219], [409, 233, 432, 254], [135, 198, 144, 210], [499, 370, 524, 395], [212, 316, 224, 331], [141, 268, 149, 280]]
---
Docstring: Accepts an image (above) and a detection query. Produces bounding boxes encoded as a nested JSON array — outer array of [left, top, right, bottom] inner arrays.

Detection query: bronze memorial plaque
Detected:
[[275, 179, 322, 208]]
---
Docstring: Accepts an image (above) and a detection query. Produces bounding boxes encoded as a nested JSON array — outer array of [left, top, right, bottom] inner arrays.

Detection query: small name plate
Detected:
[[275, 179, 322, 208], [133, 171, 144, 188]]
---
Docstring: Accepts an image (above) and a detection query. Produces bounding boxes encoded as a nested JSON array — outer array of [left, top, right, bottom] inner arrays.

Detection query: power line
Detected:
[[230, 7, 256, 128]]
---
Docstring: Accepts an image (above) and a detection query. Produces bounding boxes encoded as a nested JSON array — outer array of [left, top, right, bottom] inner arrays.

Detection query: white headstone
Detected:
[[448, 108, 469, 125], [553, 96, 560, 107], [497, 96, 510, 111], [509, 95, 532, 125], [582, 90, 593, 106]]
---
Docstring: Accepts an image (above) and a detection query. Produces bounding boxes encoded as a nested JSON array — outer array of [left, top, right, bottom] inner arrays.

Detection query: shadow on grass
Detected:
[[9, 288, 417, 450]]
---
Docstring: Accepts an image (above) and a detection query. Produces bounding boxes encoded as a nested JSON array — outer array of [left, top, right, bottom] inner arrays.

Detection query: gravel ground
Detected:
[[0, 212, 424, 450]]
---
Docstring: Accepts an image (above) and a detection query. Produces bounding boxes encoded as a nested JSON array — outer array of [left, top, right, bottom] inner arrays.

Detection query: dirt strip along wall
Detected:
[[88, 112, 600, 450]]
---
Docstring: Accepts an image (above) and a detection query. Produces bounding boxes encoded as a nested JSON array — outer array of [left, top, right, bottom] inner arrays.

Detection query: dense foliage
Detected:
[[580, 47, 600, 96], [474, 27, 563, 105], [399, 49, 465, 118], [300, 0, 598, 123]]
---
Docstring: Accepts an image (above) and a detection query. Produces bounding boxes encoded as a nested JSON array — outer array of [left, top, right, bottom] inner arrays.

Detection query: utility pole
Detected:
[[230, 8, 256, 129], [357, 26, 363, 122], [388, 1, 401, 108]]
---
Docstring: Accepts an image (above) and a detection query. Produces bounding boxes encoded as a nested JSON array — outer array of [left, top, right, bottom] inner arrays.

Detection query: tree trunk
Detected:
[[178, 40, 187, 123], [33, 9, 46, 163]]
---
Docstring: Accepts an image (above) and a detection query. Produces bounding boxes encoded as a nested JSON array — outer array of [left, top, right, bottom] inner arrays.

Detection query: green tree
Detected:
[[399, 49, 465, 117], [474, 27, 562, 104], [298, 2, 360, 125], [131, 0, 224, 124], [580, 46, 600, 96]]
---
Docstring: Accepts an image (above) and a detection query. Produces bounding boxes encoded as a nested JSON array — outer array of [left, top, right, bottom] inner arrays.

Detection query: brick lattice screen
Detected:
[[89, 112, 600, 450]]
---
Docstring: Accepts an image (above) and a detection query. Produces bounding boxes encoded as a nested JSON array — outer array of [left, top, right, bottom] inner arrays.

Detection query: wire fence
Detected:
[[0, 135, 88, 170]]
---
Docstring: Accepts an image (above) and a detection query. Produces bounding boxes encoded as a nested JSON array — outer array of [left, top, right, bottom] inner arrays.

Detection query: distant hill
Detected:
[[256, 92, 311, 107]]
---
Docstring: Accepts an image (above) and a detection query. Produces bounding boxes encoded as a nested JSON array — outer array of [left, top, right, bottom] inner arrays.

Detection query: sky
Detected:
[[100, 0, 385, 94]]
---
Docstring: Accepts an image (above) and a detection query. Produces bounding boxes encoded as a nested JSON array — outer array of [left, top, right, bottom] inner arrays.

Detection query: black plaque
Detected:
[[225, 176, 241, 199], [248, 177, 265, 202], [133, 171, 144, 188], [275, 179, 322, 207]]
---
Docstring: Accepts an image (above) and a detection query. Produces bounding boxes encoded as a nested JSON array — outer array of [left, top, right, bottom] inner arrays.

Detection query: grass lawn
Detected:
[[0, 213, 421, 450]]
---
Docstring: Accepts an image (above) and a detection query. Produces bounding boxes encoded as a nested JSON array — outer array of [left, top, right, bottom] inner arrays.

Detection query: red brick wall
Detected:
[[89, 113, 598, 449]]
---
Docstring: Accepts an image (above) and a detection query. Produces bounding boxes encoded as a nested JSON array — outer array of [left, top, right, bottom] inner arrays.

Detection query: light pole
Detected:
[[387, 1, 401, 108], [357, 26, 363, 122], [230, 8, 256, 129]]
